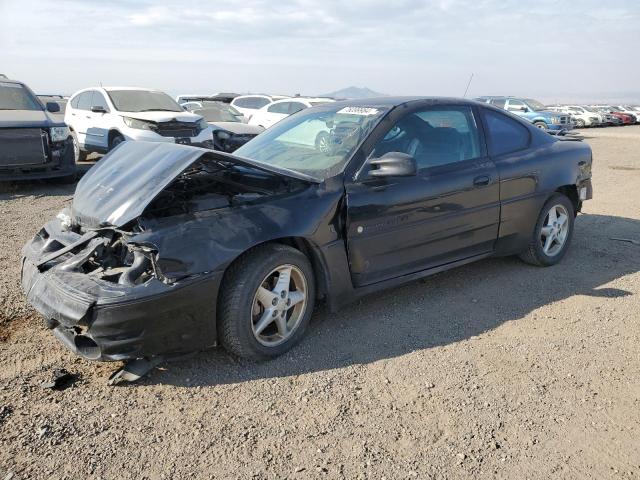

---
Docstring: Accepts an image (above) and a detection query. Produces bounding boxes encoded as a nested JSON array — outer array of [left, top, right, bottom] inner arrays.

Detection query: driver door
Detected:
[[345, 105, 500, 287]]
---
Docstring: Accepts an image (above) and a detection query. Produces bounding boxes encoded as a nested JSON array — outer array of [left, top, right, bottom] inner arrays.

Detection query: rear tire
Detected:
[[576, 119, 585, 128], [218, 244, 316, 360], [519, 193, 575, 267]]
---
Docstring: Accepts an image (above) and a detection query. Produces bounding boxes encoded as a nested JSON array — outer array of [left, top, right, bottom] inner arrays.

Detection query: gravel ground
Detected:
[[1, 128, 639, 479]]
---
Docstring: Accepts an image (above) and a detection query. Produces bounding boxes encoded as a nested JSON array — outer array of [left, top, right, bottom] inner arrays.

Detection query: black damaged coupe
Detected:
[[22, 98, 593, 362]]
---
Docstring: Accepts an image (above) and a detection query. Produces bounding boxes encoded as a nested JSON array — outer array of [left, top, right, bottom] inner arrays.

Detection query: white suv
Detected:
[[248, 97, 334, 129], [66, 87, 213, 161], [230, 95, 289, 122]]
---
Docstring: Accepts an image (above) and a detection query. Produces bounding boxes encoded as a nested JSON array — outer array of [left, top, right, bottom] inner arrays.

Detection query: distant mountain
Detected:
[[320, 86, 388, 99]]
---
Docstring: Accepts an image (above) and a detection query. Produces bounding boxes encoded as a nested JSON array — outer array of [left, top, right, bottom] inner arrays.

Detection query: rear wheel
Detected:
[[218, 244, 316, 360], [576, 119, 585, 128], [519, 193, 575, 266]]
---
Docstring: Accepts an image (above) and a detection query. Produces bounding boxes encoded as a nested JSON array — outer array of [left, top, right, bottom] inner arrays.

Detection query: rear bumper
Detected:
[[0, 137, 75, 181], [22, 256, 222, 361]]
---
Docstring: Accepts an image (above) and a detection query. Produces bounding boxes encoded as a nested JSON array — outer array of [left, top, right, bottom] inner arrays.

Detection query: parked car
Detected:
[[546, 105, 601, 128], [181, 100, 243, 119], [230, 95, 289, 122], [591, 106, 635, 125], [22, 97, 593, 363], [66, 87, 215, 161], [587, 107, 622, 126], [248, 97, 335, 129], [0, 77, 75, 182], [611, 106, 640, 124], [475, 96, 572, 131], [194, 105, 264, 152]]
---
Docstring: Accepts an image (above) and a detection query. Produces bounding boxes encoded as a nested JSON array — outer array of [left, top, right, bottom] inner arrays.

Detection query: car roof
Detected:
[[326, 96, 483, 108], [0, 77, 24, 85]]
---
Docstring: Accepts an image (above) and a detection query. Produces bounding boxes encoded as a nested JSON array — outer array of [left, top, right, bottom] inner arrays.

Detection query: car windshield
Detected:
[[0, 82, 42, 111], [194, 107, 240, 123], [524, 99, 546, 111], [608, 106, 621, 112], [234, 104, 389, 180], [107, 90, 183, 113]]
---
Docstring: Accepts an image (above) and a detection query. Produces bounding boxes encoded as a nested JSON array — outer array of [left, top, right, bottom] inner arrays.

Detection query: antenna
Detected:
[[463, 73, 474, 98]]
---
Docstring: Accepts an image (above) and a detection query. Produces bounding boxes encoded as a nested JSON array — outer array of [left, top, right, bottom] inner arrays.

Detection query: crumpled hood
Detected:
[[0, 109, 60, 128], [72, 142, 206, 228], [72, 141, 318, 229], [119, 110, 202, 123], [208, 122, 264, 135]]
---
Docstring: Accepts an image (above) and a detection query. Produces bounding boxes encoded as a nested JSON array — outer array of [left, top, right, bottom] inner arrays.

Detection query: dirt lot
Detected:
[[1, 128, 639, 479]]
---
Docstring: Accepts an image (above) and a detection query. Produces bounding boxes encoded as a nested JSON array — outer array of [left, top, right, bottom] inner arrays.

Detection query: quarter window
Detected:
[[483, 109, 531, 156], [288, 102, 306, 114], [372, 106, 482, 170], [76, 91, 94, 111], [236, 97, 271, 109], [268, 102, 291, 114]]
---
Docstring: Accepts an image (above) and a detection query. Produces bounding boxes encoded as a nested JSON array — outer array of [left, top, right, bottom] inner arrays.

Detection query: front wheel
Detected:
[[109, 134, 125, 151], [519, 193, 575, 266], [576, 119, 585, 128], [218, 244, 316, 360], [71, 133, 88, 162], [533, 121, 547, 130]]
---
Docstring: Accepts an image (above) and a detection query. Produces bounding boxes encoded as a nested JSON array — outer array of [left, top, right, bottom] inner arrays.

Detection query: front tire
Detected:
[[533, 121, 547, 130], [519, 193, 575, 266], [71, 133, 88, 162], [218, 244, 316, 360], [109, 134, 125, 151]]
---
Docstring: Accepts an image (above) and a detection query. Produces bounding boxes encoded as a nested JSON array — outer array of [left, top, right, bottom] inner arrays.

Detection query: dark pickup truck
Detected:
[[0, 78, 75, 182]]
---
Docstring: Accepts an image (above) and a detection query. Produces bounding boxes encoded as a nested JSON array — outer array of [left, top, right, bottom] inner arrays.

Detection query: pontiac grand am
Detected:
[[21, 97, 593, 362]]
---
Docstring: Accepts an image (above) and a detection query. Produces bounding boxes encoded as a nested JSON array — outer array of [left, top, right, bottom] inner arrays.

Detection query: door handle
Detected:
[[473, 175, 490, 187]]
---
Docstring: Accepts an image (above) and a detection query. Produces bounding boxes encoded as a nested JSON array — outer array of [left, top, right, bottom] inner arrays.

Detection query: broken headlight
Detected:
[[122, 116, 156, 130], [50, 126, 70, 142]]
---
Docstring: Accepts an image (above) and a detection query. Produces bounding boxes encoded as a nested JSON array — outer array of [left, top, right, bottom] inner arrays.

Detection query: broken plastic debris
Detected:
[[107, 356, 164, 386]]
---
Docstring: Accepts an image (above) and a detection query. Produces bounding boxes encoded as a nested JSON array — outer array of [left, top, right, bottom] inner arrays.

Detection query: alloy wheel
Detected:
[[251, 264, 308, 347], [540, 204, 569, 256]]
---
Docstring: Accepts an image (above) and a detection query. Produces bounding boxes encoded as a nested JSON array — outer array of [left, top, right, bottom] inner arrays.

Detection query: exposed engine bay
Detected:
[[27, 156, 307, 291], [144, 157, 299, 218]]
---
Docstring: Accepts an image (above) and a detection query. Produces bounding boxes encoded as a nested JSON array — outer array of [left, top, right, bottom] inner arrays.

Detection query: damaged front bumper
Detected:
[[21, 219, 223, 361]]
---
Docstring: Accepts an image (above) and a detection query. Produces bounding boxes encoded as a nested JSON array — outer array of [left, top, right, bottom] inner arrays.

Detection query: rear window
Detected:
[[0, 82, 42, 111], [483, 109, 531, 156], [235, 97, 271, 109]]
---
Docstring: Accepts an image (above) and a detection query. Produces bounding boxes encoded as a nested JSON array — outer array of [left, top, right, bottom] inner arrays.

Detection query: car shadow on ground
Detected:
[[146, 212, 639, 387], [0, 162, 95, 200]]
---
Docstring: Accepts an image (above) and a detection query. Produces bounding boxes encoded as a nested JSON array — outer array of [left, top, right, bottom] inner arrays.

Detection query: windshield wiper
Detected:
[[137, 108, 181, 112]]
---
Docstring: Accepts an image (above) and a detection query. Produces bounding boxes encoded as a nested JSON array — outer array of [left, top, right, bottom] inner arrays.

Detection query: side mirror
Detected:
[[45, 102, 60, 113], [519, 106, 529, 112], [91, 105, 107, 113], [368, 152, 417, 178]]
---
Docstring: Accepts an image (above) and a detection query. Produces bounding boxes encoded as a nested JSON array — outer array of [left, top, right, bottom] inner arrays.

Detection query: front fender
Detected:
[[130, 185, 344, 281]]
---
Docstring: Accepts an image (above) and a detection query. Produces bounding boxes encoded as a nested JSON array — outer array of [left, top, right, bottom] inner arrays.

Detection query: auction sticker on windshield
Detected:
[[337, 107, 379, 116]]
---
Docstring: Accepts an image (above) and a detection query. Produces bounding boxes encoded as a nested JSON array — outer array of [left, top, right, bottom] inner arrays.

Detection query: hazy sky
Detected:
[[1, 0, 639, 102]]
